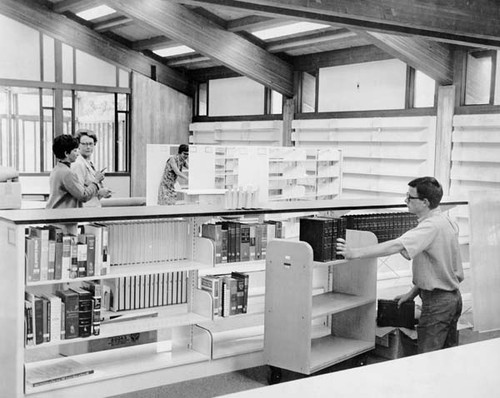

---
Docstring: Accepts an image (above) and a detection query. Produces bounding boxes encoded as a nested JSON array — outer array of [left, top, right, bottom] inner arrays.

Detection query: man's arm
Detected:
[[336, 238, 405, 260]]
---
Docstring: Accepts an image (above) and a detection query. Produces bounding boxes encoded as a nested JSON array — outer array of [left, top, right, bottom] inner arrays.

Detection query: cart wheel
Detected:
[[268, 366, 282, 385]]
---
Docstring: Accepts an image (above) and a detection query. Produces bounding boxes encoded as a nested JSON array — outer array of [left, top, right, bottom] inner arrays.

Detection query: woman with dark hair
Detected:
[[158, 144, 189, 205], [46, 134, 104, 209]]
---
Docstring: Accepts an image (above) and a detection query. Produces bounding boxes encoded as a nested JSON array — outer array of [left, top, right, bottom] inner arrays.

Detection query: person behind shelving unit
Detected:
[[72, 129, 112, 207], [336, 176, 464, 354], [46, 134, 106, 234], [158, 144, 189, 205]]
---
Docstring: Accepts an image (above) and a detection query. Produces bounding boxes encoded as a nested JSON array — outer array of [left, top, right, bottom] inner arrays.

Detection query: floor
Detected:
[[112, 307, 500, 398]]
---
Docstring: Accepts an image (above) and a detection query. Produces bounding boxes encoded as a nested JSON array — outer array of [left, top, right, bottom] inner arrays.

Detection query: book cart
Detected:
[[264, 230, 377, 382], [0, 198, 467, 397]]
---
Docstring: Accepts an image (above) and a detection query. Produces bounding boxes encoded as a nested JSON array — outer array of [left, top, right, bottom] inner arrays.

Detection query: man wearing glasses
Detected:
[[336, 176, 464, 354], [73, 129, 112, 207]]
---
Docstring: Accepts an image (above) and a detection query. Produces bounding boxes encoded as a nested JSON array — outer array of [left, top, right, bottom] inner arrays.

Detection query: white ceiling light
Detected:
[[252, 22, 330, 40], [153, 45, 196, 58], [76, 5, 116, 21]]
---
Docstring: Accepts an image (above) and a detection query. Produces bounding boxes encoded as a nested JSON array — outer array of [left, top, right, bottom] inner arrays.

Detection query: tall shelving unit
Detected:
[[264, 230, 377, 375], [0, 198, 467, 397]]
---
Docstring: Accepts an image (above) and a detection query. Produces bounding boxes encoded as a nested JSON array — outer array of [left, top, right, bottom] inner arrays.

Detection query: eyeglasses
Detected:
[[405, 193, 422, 201], [80, 142, 95, 147]]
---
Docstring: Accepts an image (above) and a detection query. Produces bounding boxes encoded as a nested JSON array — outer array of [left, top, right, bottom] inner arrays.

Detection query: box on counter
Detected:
[[0, 181, 21, 209]]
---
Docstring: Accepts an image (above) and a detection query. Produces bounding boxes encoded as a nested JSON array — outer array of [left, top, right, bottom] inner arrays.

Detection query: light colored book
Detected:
[[25, 357, 93, 388]]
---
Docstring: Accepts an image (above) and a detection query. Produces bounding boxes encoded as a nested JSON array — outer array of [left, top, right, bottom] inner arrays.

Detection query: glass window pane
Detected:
[[119, 69, 130, 88], [209, 77, 264, 116], [42, 89, 54, 108], [76, 50, 116, 86], [0, 15, 40, 80], [62, 43, 74, 84], [43, 35, 55, 83], [117, 112, 128, 171], [302, 72, 316, 113], [318, 59, 407, 111], [117, 93, 128, 111], [63, 90, 73, 109], [63, 110, 73, 136], [43, 109, 54, 171], [465, 51, 492, 105], [271, 91, 283, 114], [414, 70, 435, 108], [0, 87, 42, 172], [75, 91, 115, 171], [198, 83, 207, 116]]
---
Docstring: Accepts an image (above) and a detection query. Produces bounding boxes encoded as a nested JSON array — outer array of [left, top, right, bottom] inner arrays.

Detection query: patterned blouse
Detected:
[[157, 154, 187, 205]]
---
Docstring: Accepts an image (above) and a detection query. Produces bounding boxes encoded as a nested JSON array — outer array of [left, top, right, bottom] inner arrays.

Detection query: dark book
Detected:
[[240, 224, 250, 262], [25, 300, 34, 346], [377, 299, 416, 329], [71, 287, 92, 338], [85, 234, 96, 277], [56, 289, 79, 339], [25, 236, 41, 283], [29, 226, 49, 281], [34, 296, 44, 345], [41, 296, 51, 343], [231, 271, 249, 314], [299, 216, 334, 262]]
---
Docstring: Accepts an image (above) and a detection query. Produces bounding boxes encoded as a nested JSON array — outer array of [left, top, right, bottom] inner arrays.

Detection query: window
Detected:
[[74, 91, 129, 172], [465, 50, 495, 105], [301, 72, 317, 113], [413, 70, 436, 108]]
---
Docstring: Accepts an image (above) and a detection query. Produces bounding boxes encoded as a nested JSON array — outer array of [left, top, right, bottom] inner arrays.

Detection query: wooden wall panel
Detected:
[[131, 72, 192, 196]]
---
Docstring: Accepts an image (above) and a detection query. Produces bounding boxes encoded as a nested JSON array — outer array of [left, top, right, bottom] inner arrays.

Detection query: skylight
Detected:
[[252, 22, 330, 40], [76, 5, 116, 21], [153, 45, 196, 58]]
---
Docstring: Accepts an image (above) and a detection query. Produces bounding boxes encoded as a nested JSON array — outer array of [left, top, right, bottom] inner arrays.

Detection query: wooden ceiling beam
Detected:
[[167, 54, 211, 67], [132, 36, 173, 51], [103, 0, 294, 97], [176, 0, 500, 48], [52, 0, 100, 14], [266, 28, 358, 53], [293, 45, 393, 73], [1, 0, 192, 95], [93, 15, 133, 32], [226, 15, 282, 32], [358, 31, 454, 85]]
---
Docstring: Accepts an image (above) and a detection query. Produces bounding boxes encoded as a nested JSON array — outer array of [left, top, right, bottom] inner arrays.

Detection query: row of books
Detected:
[[342, 212, 418, 242], [199, 272, 249, 317], [201, 220, 283, 264], [299, 216, 346, 262], [25, 224, 110, 283], [25, 281, 101, 346], [103, 271, 189, 312], [105, 219, 190, 266]]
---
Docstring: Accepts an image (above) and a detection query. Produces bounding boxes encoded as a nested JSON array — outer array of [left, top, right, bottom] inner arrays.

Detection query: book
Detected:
[[25, 357, 94, 388], [56, 289, 79, 339], [24, 300, 34, 346], [240, 224, 250, 262], [231, 271, 249, 314], [61, 235, 72, 280], [70, 287, 92, 338], [69, 235, 79, 279], [201, 223, 223, 264], [29, 226, 49, 281], [76, 236, 88, 278], [42, 293, 62, 343], [299, 216, 334, 262], [25, 236, 41, 282], [200, 275, 221, 316]]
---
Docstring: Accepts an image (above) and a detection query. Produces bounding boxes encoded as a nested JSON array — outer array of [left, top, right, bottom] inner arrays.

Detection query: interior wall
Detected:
[[131, 72, 192, 197]]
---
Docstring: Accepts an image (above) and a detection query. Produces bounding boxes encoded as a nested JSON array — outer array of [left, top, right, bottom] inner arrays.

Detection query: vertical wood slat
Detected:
[[434, 85, 456, 194]]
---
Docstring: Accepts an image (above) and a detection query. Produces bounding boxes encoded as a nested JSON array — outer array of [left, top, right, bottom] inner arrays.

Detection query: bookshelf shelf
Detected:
[[264, 231, 377, 375]]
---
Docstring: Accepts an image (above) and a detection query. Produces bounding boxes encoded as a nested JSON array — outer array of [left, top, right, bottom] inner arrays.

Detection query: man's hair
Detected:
[[75, 129, 98, 144], [178, 144, 189, 154], [53, 134, 79, 160], [408, 176, 443, 209]]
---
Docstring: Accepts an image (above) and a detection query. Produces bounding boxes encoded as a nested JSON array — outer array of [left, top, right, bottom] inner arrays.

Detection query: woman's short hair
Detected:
[[178, 144, 189, 154], [75, 129, 98, 144], [53, 134, 79, 160]]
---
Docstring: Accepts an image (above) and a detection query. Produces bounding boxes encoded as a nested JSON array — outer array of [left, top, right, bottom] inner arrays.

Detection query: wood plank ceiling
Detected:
[[9, 0, 500, 97]]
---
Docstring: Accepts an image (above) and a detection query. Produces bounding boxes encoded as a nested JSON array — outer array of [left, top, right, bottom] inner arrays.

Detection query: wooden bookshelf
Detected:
[[0, 198, 466, 397]]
